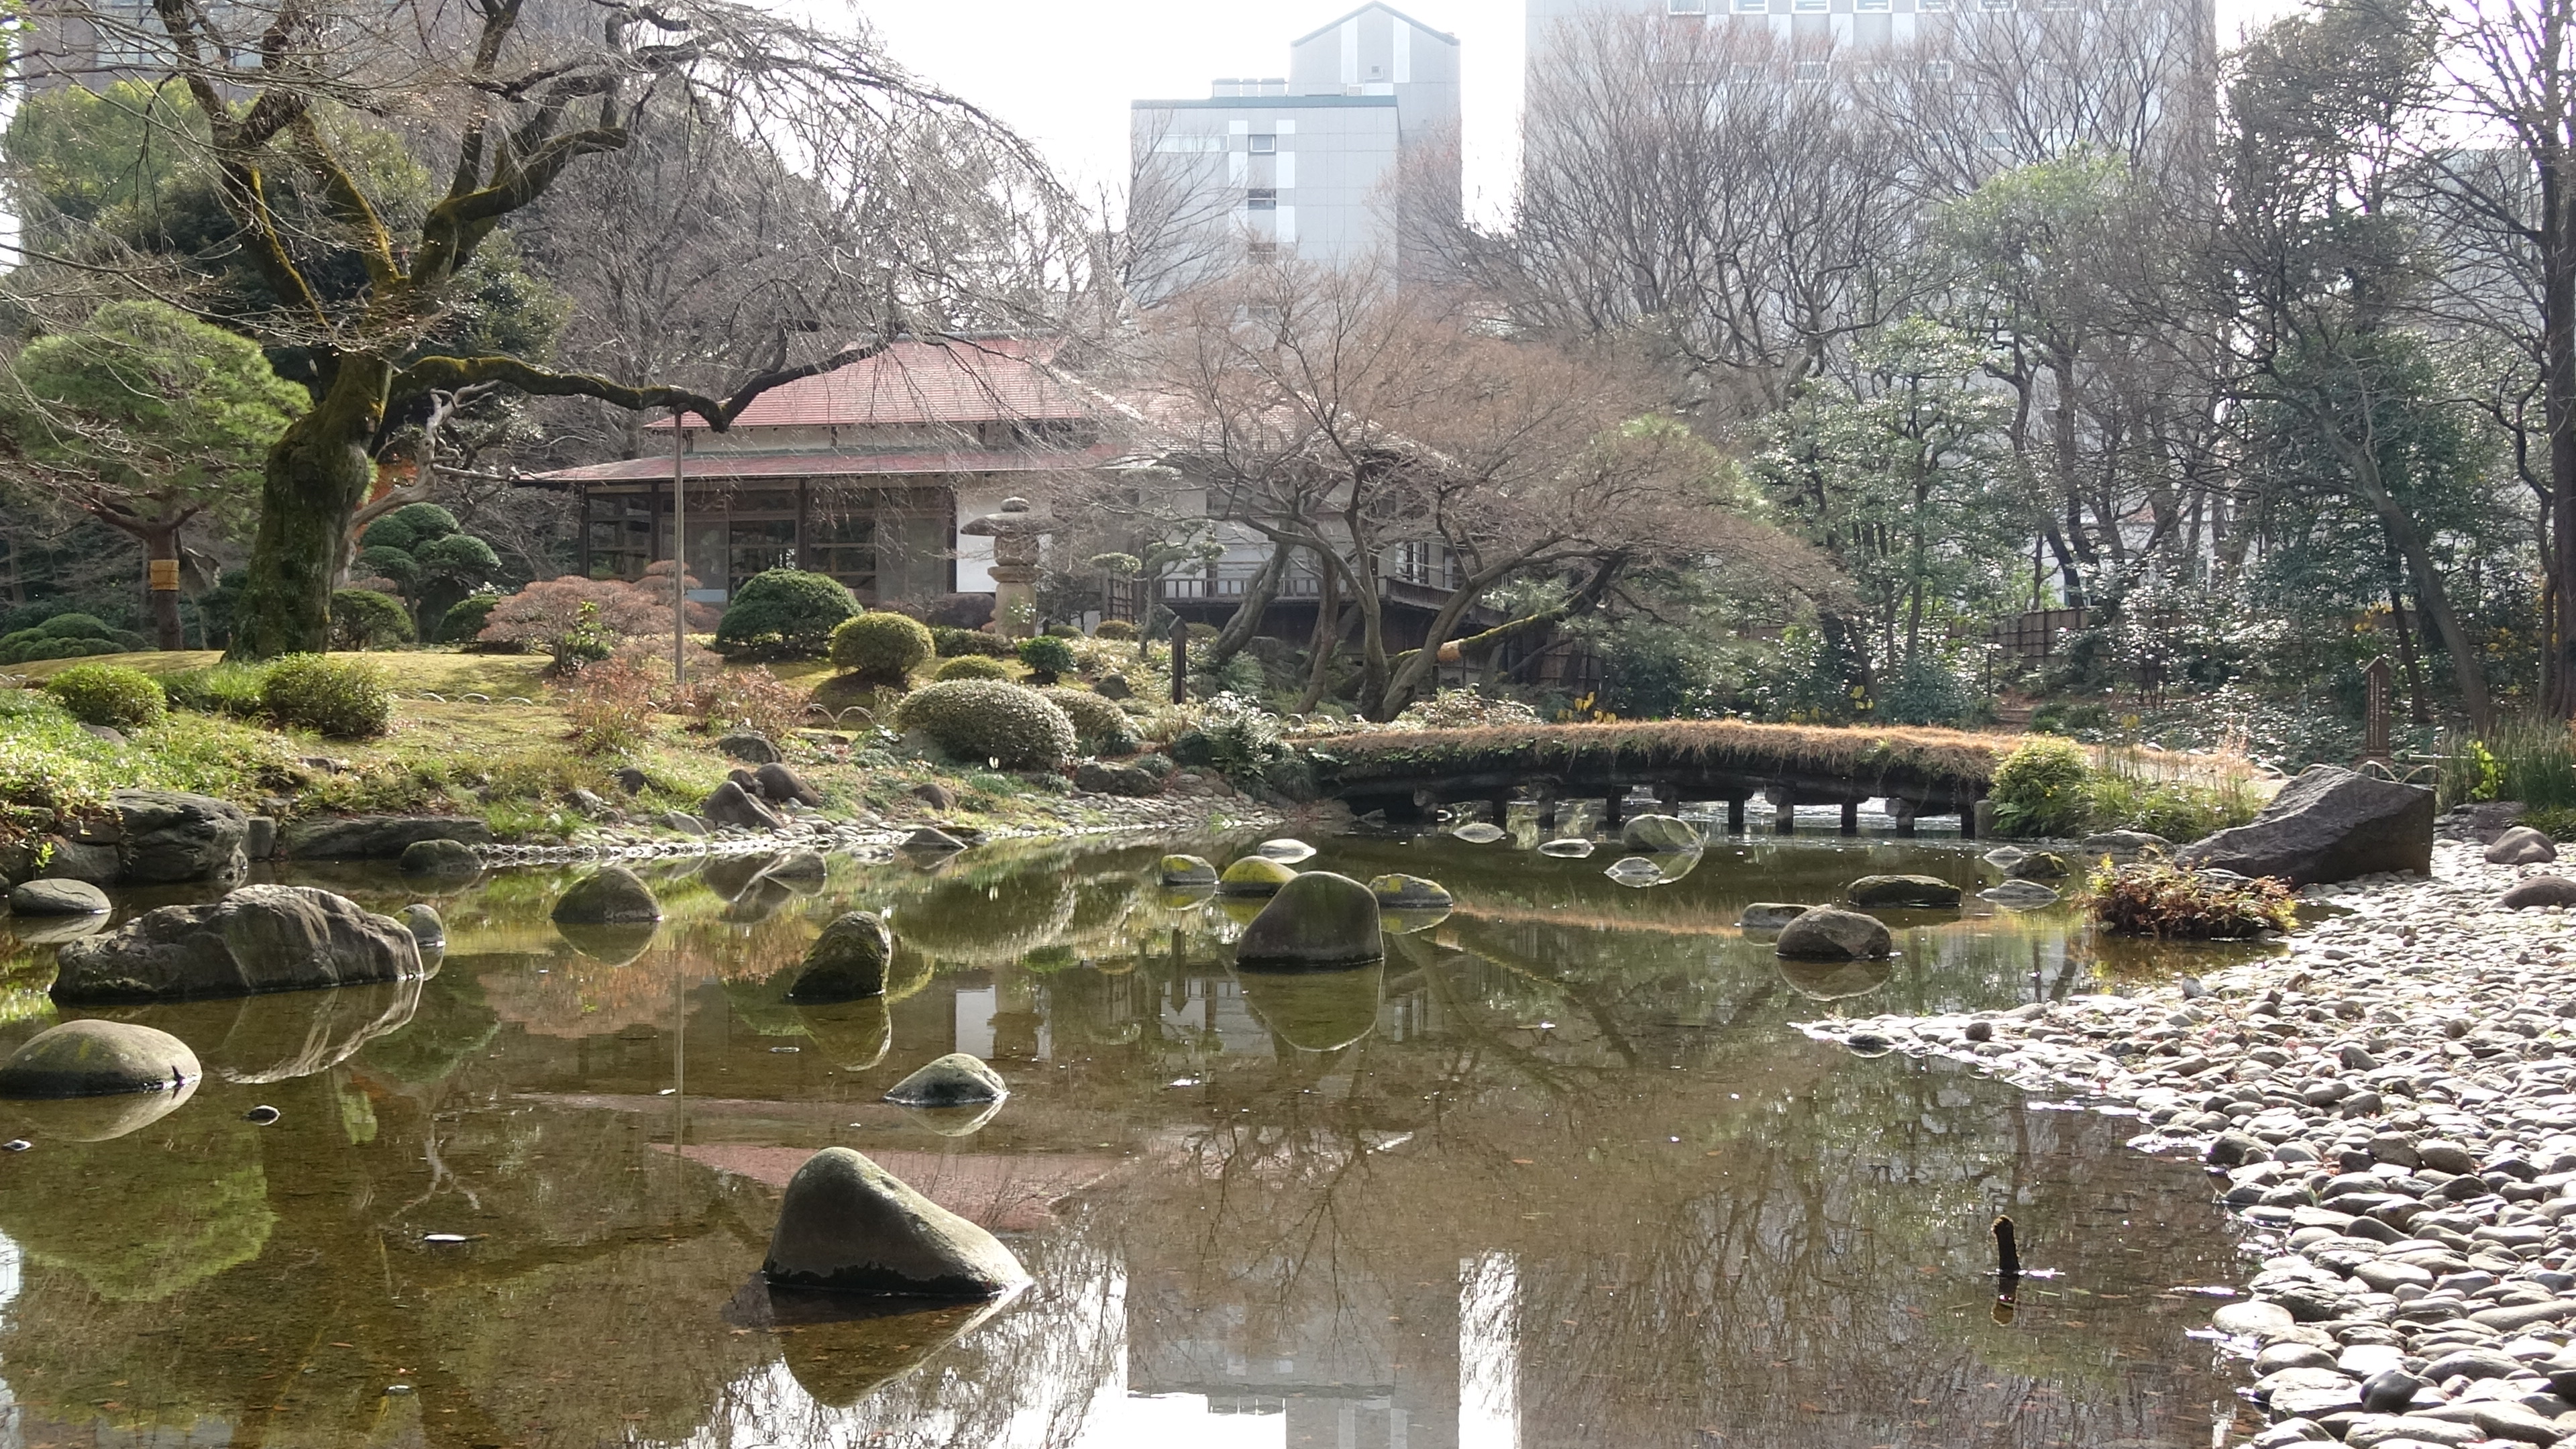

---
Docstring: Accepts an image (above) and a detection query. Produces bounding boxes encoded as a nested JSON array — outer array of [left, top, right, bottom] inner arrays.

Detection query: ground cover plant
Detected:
[[2081, 859, 2296, 939]]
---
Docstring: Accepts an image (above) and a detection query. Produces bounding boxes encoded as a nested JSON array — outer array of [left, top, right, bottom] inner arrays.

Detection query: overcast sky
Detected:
[[861, 0, 2306, 228]]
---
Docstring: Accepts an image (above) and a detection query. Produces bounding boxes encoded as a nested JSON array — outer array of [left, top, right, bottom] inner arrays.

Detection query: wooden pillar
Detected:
[[1656, 784, 1681, 815], [1489, 793, 1515, 826], [1839, 800, 1860, 836], [1772, 792, 1796, 835], [577, 487, 594, 578], [795, 480, 811, 573], [1961, 798, 1984, 841], [1603, 792, 1626, 829], [1891, 798, 1919, 839], [1726, 798, 1746, 835]]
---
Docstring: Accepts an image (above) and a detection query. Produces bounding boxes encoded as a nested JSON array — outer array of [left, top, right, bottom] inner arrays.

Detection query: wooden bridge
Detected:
[[1301, 720, 2007, 838]]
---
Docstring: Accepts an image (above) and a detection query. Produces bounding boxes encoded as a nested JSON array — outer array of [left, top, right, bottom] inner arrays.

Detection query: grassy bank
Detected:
[[1306, 719, 2017, 798]]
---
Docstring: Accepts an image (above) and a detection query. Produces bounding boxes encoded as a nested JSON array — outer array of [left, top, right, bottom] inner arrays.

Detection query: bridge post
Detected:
[[1488, 792, 1515, 827], [1890, 798, 1919, 838], [1770, 790, 1795, 835], [1603, 792, 1626, 829], [1961, 797, 1986, 841], [1725, 798, 1746, 835], [1655, 784, 1681, 815], [1839, 800, 1860, 835]]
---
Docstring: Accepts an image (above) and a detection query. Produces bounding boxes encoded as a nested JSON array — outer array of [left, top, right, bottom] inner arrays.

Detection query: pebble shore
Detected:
[[1801, 837, 2576, 1449]]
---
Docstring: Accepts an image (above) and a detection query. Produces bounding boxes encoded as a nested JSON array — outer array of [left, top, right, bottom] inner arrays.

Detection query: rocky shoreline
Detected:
[[1800, 837, 2576, 1448]]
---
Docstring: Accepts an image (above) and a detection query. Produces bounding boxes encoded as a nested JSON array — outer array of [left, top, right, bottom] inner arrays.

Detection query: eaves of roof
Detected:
[[523, 445, 1120, 486]]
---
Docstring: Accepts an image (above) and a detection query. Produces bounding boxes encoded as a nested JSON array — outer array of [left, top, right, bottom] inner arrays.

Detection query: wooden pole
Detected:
[[1170, 618, 1188, 705]]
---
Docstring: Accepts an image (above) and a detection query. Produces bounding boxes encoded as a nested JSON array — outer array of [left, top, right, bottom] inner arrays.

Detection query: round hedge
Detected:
[[932, 655, 1012, 682], [931, 626, 1016, 659], [829, 612, 934, 686], [262, 653, 392, 738], [44, 663, 166, 731], [712, 569, 860, 660], [1039, 687, 1139, 757], [893, 679, 1079, 771], [1018, 634, 1077, 683], [1092, 619, 1136, 640], [329, 588, 415, 649]]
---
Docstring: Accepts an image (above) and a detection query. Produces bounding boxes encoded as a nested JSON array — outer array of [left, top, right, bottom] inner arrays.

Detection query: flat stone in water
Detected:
[[1536, 839, 1594, 859], [1980, 881, 2061, 909], [1739, 902, 1810, 931], [2214, 1300, 2297, 1335], [0, 1020, 200, 1097], [54, 884, 423, 1002], [7, 879, 109, 916], [1254, 839, 1316, 864], [1845, 874, 1964, 909], [1450, 823, 1506, 844], [883, 1053, 1007, 1108]]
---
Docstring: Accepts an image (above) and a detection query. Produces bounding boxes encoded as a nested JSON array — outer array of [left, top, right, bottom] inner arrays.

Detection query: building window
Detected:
[[1246, 189, 1277, 209], [1735, 0, 1769, 13], [1668, 0, 1707, 11], [586, 492, 657, 581], [1794, 0, 1827, 11], [1249, 133, 1277, 154], [1919, 58, 1953, 78], [1152, 135, 1223, 154], [1794, 60, 1829, 79], [1917, 0, 1951, 11], [1858, 0, 1892, 11], [1980, 127, 2012, 149], [1246, 240, 1279, 258]]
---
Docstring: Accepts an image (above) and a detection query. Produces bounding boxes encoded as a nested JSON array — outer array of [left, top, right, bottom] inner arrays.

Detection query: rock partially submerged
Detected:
[[2004, 852, 2072, 881], [2178, 764, 2433, 885], [0, 1020, 200, 1097], [786, 913, 893, 1003], [280, 815, 491, 861], [397, 838, 482, 877], [110, 789, 250, 883], [396, 904, 444, 949], [761, 1147, 1029, 1298], [1366, 873, 1452, 910], [1157, 854, 1218, 888], [1536, 839, 1595, 859], [1737, 902, 1811, 931], [8, 879, 109, 916], [1450, 822, 1506, 844], [1619, 814, 1701, 853], [883, 1053, 1008, 1107], [1980, 880, 2062, 908], [551, 866, 663, 924], [1773, 907, 1894, 961], [1238, 871, 1384, 969], [1254, 838, 1317, 864], [902, 826, 966, 853], [53, 885, 423, 1003], [1218, 856, 1297, 897], [1845, 874, 1963, 909]]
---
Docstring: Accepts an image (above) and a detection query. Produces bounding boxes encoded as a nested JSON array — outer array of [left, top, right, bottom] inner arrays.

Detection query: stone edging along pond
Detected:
[[1799, 840, 2576, 1446]]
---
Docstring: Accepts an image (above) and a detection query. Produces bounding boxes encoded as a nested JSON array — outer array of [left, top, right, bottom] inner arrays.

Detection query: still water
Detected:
[[0, 830, 2263, 1449]]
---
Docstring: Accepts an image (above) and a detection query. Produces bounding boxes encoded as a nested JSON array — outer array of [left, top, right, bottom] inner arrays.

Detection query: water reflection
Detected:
[[0, 832, 2259, 1446]]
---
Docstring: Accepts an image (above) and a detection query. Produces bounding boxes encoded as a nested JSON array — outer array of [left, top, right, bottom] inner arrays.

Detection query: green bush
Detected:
[[329, 588, 416, 650], [1040, 686, 1140, 756], [550, 600, 617, 673], [2082, 859, 2295, 939], [434, 590, 503, 645], [0, 610, 143, 665], [43, 663, 166, 730], [712, 569, 860, 659], [1092, 619, 1136, 641], [830, 612, 934, 687], [1018, 634, 1077, 684], [163, 663, 270, 717], [932, 626, 1016, 658], [894, 680, 1079, 771], [262, 653, 392, 738], [1990, 735, 2090, 838], [933, 655, 1013, 682], [360, 502, 462, 553]]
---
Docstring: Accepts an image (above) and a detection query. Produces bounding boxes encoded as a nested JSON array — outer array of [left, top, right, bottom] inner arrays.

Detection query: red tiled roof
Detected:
[[528, 445, 1116, 485], [647, 338, 1092, 431]]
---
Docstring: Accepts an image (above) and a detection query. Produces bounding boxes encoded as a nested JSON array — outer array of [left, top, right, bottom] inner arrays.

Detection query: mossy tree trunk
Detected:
[[229, 358, 393, 659]]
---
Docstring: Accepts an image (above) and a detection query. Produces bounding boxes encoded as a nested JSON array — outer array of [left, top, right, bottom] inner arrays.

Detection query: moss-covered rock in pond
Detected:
[[1217, 856, 1297, 897], [1237, 871, 1385, 969], [2004, 851, 2072, 881], [54, 885, 422, 1002], [1774, 906, 1894, 961], [797, 998, 892, 1071], [1619, 814, 1701, 853], [398, 837, 481, 877], [0, 1020, 201, 1097], [7, 879, 107, 916], [786, 913, 893, 1003], [1366, 873, 1452, 910], [1158, 854, 1218, 887], [550, 866, 663, 924], [883, 1052, 1008, 1107], [396, 903, 443, 949], [761, 1147, 1027, 1298], [1241, 961, 1385, 1052], [1737, 902, 1811, 930], [1844, 874, 1963, 909]]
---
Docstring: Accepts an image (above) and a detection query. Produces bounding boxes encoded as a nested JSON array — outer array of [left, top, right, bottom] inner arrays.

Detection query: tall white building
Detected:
[[1128, 3, 1460, 300]]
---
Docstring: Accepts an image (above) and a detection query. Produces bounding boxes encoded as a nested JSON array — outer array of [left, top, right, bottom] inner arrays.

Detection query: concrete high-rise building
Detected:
[[1128, 3, 1460, 301]]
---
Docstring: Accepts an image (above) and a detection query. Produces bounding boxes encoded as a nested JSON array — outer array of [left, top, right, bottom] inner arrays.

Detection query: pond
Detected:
[[0, 828, 2270, 1448]]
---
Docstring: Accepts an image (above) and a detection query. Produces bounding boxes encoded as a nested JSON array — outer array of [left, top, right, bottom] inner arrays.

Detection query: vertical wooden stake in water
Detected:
[[1170, 619, 1188, 705], [2361, 655, 2393, 763], [1992, 1213, 2021, 1277]]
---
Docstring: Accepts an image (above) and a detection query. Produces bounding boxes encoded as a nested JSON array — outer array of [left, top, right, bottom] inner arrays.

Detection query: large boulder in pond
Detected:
[[1774, 906, 1894, 961], [1620, 814, 1701, 853], [9, 879, 109, 916], [2176, 765, 2433, 885], [280, 814, 492, 860], [1158, 854, 1218, 887], [1218, 856, 1297, 896], [550, 866, 662, 924], [0, 1020, 201, 1097], [1242, 962, 1385, 1052], [1238, 871, 1385, 970], [397, 837, 482, 877], [786, 913, 893, 1003], [110, 789, 249, 884], [884, 1053, 1007, 1107], [1845, 875, 1964, 909], [1367, 873, 1452, 910], [762, 1146, 1028, 1297], [52, 885, 423, 1003]]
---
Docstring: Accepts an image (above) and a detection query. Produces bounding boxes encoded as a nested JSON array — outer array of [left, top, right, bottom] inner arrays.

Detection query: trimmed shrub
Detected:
[[1018, 634, 1077, 685], [933, 655, 1013, 682], [262, 653, 392, 738], [711, 569, 859, 660], [163, 663, 269, 717], [434, 590, 502, 645], [830, 612, 934, 688], [1041, 687, 1140, 757], [894, 680, 1079, 771], [44, 663, 166, 731], [329, 588, 415, 650], [932, 626, 1016, 658], [1093, 619, 1136, 641], [360, 502, 462, 553], [1990, 735, 2089, 839], [0, 610, 142, 665]]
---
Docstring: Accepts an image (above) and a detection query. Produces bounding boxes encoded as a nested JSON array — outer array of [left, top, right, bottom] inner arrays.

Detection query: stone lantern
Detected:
[[959, 497, 1054, 640]]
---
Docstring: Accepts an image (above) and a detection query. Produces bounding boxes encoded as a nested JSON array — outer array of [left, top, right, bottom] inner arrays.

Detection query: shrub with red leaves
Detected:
[[2081, 860, 2295, 939]]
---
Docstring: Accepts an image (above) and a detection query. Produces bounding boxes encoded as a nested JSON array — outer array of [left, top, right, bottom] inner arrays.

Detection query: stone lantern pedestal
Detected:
[[959, 498, 1054, 640]]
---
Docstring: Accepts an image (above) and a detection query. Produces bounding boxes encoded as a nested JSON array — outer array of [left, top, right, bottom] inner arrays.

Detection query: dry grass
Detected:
[[1308, 719, 2023, 790]]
